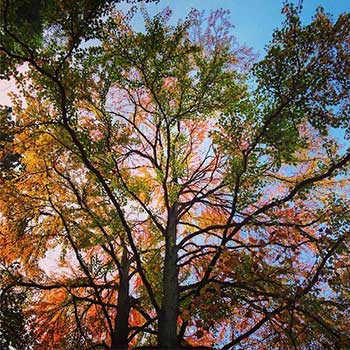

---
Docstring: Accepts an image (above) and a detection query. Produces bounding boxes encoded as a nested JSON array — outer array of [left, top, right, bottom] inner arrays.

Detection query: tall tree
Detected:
[[1, 2, 350, 350]]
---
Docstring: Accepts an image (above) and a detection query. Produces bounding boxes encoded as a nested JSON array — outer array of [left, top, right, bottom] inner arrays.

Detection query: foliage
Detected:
[[0, 263, 35, 350], [1, 1, 350, 350]]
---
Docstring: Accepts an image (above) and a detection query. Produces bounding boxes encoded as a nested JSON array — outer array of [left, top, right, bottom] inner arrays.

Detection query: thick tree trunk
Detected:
[[158, 204, 180, 348], [111, 249, 130, 350]]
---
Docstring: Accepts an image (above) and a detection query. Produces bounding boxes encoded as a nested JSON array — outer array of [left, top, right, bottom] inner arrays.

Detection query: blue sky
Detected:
[[121, 0, 350, 55]]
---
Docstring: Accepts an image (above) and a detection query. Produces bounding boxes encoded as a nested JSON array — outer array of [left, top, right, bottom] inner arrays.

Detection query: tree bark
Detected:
[[158, 204, 180, 348], [111, 249, 130, 350]]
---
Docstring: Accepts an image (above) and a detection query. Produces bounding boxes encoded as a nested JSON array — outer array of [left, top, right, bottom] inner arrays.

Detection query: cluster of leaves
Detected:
[[0, 263, 35, 350], [0, 107, 20, 178]]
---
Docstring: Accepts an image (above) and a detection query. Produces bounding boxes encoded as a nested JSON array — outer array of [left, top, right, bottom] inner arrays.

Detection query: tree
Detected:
[[1, 2, 350, 349], [0, 108, 34, 350]]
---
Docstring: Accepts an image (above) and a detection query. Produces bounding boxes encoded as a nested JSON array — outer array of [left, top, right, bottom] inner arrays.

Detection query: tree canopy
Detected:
[[1, 1, 350, 349]]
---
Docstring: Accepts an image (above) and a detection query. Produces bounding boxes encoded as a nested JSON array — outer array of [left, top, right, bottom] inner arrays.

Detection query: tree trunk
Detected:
[[111, 249, 130, 350], [158, 204, 180, 348]]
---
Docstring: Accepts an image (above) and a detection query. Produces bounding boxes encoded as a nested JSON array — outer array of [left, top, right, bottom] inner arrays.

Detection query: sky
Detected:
[[1, 1, 350, 105], [123, 0, 350, 54]]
